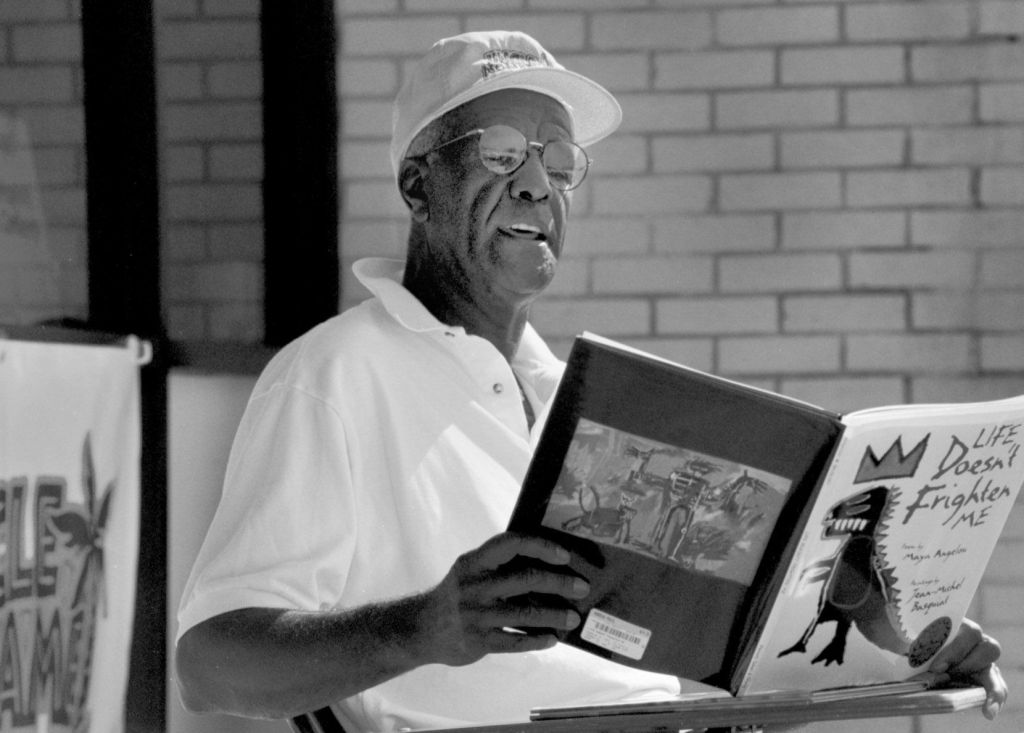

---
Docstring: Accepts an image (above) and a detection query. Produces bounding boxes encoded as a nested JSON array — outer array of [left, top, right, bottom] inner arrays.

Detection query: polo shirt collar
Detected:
[[352, 257, 561, 373], [353, 257, 442, 333]]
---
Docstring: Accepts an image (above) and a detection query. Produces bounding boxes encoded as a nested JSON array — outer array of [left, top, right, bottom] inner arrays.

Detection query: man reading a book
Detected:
[[174, 30, 1007, 732]]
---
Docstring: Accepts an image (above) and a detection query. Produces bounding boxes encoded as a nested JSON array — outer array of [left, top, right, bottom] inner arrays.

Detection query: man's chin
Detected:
[[485, 234, 560, 298], [505, 259, 558, 297]]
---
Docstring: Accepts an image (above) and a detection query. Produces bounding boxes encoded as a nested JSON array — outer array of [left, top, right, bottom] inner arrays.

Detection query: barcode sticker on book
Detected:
[[580, 608, 651, 660]]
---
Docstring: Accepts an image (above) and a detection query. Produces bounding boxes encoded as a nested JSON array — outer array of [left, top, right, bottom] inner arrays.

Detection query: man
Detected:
[[175, 31, 1006, 732]]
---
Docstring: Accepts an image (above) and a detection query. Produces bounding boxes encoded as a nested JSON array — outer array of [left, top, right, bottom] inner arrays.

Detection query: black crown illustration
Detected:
[[853, 435, 929, 484]]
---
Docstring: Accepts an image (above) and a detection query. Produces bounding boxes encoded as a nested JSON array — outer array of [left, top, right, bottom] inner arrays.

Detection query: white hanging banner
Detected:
[[0, 337, 142, 733]]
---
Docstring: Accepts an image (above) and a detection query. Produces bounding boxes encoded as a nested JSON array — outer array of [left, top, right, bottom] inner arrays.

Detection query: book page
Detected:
[[540, 417, 793, 586], [740, 397, 1024, 693]]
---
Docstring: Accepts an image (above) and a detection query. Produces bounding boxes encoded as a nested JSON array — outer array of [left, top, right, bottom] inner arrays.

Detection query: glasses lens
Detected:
[[478, 125, 526, 174], [476, 125, 589, 190], [543, 141, 588, 190]]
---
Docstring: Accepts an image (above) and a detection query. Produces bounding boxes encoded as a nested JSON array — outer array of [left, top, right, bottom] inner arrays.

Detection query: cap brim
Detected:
[[393, 67, 622, 176]]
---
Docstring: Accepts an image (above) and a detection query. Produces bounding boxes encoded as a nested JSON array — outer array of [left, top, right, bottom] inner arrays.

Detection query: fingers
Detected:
[[458, 533, 589, 630], [929, 619, 1001, 678], [470, 563, 590, 603], [474, 598, 582, 633], [427, 532, 590, 666], [457, 532, 590, 603], [977, 663, 1007, 720], [928, 618, 1007, 720], [471, 532, 572, 570]]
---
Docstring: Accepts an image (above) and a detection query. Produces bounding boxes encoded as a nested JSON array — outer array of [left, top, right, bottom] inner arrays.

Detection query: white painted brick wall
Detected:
[[593, 11, 711, 50], [784, 294, 907, 333], [328, 2, 1023, 459], [781, 376, 905, 415], [849, 251, 976, 289], [656, 296, 778, 335], [0, 0, 84, 323], [780, 130, 905, 169], [913, 127, 1024, 165], [720, 172, 842, 210], [981, 83, 1024, 123], [847, 333, 973, 373], [6, 5, 1024, 717], [617, 92, 710, 131], [912, 210, 1024, 247], [717, 89, 839, 129], [656, 50, 773, 89], [531, 297, 650, 336], [592, 255, 713, 295], [719, 334, 840, 374], [781, 46, 904, 86], [717, 7, 838, 46], [912, 44, 1024, 82], [0, 0, 67, 22], [653, 214, 775, 253], [846, 3, 971, 41], [720, 253, 842, 292], [846, 169, 971, 208], [847, 87, 973, 126], [781, 211, 906, 250], [153, 2, 263, 340], [654, 134, 774, 172]]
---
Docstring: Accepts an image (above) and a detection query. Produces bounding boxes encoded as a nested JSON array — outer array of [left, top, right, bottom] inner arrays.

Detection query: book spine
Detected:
[[731, 430, 847, 694]]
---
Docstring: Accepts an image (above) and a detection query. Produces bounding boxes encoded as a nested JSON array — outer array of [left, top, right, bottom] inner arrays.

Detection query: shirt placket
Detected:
[[439, 329, 531, 439]]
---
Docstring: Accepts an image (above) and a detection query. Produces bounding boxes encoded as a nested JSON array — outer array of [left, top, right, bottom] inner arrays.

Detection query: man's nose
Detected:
[[509, 148, 552, 202]]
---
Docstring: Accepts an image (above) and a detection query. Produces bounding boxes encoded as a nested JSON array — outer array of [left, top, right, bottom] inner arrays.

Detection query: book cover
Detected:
[[739, 398, 1024, 693], [508, 333, 843, 688], [508, 333, 1023, 695]]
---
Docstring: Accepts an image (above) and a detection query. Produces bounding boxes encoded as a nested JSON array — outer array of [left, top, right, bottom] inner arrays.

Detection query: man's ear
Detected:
[[398, 158, 430, 223]]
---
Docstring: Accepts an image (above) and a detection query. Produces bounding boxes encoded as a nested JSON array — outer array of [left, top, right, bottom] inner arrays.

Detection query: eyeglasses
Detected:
[[416, 124, 590, 191]]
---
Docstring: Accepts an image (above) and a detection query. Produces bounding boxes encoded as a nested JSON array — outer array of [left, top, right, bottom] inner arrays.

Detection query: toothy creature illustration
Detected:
[[778, 436, 949, 668], [777, 486, 907, 665]]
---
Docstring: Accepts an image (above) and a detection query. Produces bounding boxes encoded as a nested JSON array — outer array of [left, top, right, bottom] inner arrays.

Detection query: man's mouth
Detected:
[[499, 224, 547, 241]]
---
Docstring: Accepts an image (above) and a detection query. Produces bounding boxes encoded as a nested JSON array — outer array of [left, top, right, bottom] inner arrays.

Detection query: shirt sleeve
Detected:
[[176, 382, 357, 641]]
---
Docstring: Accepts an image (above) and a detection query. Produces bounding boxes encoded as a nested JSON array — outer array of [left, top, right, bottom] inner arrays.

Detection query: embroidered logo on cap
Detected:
[[480, 49, 549, 78]]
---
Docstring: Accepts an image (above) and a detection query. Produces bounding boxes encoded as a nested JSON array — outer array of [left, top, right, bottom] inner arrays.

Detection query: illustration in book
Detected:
[[510, 332, 1023, 695], [740, 413, 1022, 692], [541, 418, 792, 586], [777, 438, 938, 667]]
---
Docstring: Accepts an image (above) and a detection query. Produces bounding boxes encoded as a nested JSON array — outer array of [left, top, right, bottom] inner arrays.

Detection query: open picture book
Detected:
[[507, 332, 1023, 696]]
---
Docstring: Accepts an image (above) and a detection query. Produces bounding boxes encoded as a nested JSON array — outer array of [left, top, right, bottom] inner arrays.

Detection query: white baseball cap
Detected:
[[390, 30, 622, 178]]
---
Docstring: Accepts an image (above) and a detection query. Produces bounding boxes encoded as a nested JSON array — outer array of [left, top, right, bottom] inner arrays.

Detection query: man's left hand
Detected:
[[927, 618, 1006, 720]]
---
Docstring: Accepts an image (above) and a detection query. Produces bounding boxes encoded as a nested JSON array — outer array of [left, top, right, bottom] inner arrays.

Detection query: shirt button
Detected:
[[493, 383, 504, 394]]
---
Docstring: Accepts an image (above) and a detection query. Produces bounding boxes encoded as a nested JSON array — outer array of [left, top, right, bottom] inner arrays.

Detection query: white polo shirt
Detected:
[[177, 258, 685, 731]]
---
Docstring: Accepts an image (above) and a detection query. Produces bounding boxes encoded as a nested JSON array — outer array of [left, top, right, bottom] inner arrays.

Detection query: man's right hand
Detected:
[[422, 532, 591, 666], [176, 532, 590, 718]]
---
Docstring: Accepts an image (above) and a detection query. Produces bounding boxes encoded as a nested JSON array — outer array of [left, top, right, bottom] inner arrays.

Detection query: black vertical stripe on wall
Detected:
[[261, 1, 340, 347], [81, 1, 167, 732]]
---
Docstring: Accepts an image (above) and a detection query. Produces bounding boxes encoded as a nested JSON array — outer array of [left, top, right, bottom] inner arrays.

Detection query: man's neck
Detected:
[[403, 267, 530, 363]]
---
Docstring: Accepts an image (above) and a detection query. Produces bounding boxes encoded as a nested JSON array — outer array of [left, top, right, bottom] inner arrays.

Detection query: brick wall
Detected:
[[0, 0, 87, 325], [335, 5, 1024, 730], [335, 1, 1024, 411], [157, 0, 264, 342], [2, 0, 1023, 730]]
